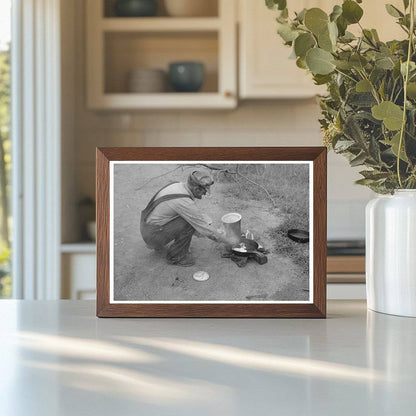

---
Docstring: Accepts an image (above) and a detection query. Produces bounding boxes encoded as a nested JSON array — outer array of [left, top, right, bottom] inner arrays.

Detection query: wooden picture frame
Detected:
[[96, 147, 327, 318]]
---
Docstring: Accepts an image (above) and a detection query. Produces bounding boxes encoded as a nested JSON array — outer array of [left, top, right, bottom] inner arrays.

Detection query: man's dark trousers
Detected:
[[140, 216, 195, 263]]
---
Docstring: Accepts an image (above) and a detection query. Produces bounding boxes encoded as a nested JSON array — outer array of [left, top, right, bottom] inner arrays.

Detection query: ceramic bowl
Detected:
[[168, 62, 205, 92], [114, 0, 158, 17], [127, 68, 167, 92]]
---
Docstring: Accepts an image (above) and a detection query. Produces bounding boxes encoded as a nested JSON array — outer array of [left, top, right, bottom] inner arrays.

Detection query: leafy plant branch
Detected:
[[267, 0, 416, 193]]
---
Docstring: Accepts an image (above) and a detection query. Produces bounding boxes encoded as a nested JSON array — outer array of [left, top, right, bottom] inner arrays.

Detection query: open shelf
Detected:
[[101, 18, 221, 31], [103, 0, 219, 18], [90, 92, 235, 109], [104, 31, 218, 94], [86, 0, 236, 109]]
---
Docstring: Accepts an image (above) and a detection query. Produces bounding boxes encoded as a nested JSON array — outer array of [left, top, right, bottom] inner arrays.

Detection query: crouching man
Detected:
[[140, 169, 237, 267]]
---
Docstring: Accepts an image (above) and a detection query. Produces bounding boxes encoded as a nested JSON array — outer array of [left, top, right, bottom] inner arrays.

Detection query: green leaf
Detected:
[[362, 29, 376, 44], [276, 8, 288, 23], [277, 23, 299, 42], [393, 61, 402, 79], [266, 0, 287, 11], [363, 29, 375, 44], [304, 8, 329, 35], [379, 45, 395, 57], [401, 61, 416, 76], [330, 5, 343, 22], [339, 31, 356, 42], [336, 15, 348, 36], [375, 56, 395, 70], [296, 57, 307, 69], [371, 68, 386, 84], [313, 74, 332, 85], [359, 170, 391, 180], [344, 114, 368, 147], [328, 21, 338, 45], [334, 139, 355, 152], [294, 33, 315, 57], [355, 178, 377, 185], [382, 132, 409, 162], [356, 79, 372, 92], [329, 82, 341, 101], [399, 14, 411, 29], [318, 31, 334, 52], [350, 53, 368, 69], [371, 29, 380, 42], [306, 48, 335, 75], [372, 101, 404, 130], [379, 78, 386, 100], [349, 92, 377, 107], [403, 0, 410, 10], [342, 0, 363, 24], [409, 109, 416, 137], [333, 59, 353, 70], [407, 82, 416, 99], [385, 4, 404, 18], [295, 8, 307, 22], [350, 152, 368, 167], [369, 136, 381, 162]]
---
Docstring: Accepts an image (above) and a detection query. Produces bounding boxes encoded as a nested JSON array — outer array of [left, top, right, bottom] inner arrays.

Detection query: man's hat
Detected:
[[189, 169, 214, 187]]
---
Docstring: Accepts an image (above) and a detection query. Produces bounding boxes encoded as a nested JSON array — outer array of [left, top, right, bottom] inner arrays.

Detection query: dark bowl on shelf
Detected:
[[168, 62, 205, 93], [114, 0, 158, 17]]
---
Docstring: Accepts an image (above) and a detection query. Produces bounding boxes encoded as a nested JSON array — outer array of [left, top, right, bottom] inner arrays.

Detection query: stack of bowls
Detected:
[[127, 68, 167, 93]]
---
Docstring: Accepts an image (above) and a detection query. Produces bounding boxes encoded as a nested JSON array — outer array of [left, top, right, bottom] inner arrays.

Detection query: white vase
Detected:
[[366, 190, 416, 317]]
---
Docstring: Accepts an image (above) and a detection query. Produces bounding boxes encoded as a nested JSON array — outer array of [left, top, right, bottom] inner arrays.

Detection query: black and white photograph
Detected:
[[110, 161, 313, 303]]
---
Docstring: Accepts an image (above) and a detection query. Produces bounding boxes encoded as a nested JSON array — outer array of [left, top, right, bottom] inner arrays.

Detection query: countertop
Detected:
[[0, 300, 415, 415]]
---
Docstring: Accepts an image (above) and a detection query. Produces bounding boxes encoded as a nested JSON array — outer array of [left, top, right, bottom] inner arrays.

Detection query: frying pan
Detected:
[[232, 237, 268, 264], [287, 229, 309, 243]]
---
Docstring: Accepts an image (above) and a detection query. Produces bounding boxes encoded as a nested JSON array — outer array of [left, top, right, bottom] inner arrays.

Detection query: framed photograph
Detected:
[[96, 147, 327, 318]]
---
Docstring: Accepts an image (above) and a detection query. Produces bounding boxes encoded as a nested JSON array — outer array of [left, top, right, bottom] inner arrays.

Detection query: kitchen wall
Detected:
[[61, 0, 374, 243]]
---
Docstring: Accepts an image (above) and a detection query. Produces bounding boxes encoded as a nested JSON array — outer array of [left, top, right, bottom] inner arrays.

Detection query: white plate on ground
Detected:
[[193, 271, 209, 282]]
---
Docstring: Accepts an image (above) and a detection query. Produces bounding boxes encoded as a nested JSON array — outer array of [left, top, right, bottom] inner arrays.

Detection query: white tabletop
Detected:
[[0, 300, 415, 416]]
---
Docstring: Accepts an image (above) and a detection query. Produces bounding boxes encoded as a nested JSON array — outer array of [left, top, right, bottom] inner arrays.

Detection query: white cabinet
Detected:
[[61, 245, 96, 300], [86, 0, 237, 109], [357, 0, 404, 41], [239, 0, 321, 99], [86, 0, 406, 107], [238, 0, 404, 99]]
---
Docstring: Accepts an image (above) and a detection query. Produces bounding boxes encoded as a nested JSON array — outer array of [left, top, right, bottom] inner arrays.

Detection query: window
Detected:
[[0, 0, 11, 298]]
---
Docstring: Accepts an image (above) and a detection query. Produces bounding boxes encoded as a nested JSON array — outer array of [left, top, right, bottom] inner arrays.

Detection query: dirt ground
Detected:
[[113, 164, 310, 302]]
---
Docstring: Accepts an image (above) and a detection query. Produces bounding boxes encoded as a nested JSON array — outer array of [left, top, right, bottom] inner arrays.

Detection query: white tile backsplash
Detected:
[[146, 131, 202, 147], [327, 152, 375, 200], [328, 199, 368, 240], [131, 111, 183, 130]]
